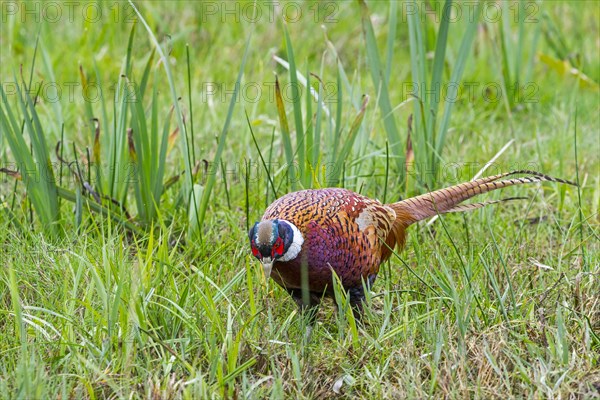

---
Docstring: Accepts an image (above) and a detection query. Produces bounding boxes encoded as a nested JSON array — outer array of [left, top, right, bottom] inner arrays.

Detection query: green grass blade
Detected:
[[154, 101, 173, 207], [3, 79, 59, 235], [330, 69, 343, 165], [282, 23, 306, 187], [435, 2, 481, 165], [79, 65, 96, 140], [40, 41, 63, 133], [407, 0, 428, 186], [193, 35, 252, 237], [334, 95, 369, 181], [129, 0, 193, 206], [274, 76, 296, 190], [313, 58, 326, 180], [305, 67, 313, 187], [139, 48, 156, 99], [246, 110, 277, 199], [384, 1, 398, 85], [359, 0, 404, 179], [428, 0, 452, 151]]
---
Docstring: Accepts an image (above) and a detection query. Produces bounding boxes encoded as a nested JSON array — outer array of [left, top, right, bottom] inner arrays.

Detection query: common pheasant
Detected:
[[249, 170, 575, 320]]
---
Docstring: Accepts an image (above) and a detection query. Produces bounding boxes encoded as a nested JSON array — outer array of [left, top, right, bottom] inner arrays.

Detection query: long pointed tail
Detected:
[[388, 170, 576, 226]]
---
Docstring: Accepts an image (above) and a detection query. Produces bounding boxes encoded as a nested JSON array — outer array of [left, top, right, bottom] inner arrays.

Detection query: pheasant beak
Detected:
[[261, 258, 273, 279]]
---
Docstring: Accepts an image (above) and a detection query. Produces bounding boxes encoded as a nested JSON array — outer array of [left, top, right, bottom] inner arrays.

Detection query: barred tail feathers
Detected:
[[388, 170, 575, 226]]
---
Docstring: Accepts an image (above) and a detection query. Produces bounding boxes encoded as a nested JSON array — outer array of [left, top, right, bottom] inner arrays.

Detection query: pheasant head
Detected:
[[249, 219, 304, 278]]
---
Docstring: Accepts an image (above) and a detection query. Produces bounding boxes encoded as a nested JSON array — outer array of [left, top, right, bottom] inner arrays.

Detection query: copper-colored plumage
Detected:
[[254, 170, 575, 317]]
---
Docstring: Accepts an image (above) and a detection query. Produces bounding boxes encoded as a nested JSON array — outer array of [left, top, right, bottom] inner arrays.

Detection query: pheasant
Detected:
[[249, 170, 575, 320]]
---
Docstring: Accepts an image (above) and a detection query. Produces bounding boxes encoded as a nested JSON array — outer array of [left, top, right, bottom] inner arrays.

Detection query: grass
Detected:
[[1, 1, 599, 398]]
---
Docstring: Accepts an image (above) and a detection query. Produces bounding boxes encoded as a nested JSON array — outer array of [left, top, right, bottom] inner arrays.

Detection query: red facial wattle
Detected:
[[272, 237, 284, 258], [251, 243, 260, 258]]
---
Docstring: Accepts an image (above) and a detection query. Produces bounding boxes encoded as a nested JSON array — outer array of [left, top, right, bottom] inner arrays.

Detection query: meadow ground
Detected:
[[1, 1, 599, 399]]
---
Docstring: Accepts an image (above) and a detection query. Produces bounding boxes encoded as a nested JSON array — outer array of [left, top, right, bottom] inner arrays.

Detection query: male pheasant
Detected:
[[249, 170, 574, 319]]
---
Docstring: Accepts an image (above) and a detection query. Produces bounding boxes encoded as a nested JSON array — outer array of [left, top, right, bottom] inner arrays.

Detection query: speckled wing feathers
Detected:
[[263, 188, 394, 235]]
